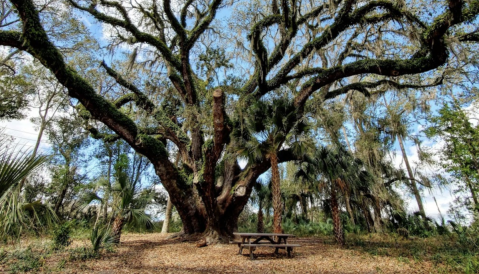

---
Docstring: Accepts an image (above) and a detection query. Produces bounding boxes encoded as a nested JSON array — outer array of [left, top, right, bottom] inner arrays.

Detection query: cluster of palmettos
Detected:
[[0, 0, 478, 247]]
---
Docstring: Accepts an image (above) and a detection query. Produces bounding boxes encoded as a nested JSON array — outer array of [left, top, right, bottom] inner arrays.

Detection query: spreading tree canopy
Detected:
[[1, 0, 478, 242]]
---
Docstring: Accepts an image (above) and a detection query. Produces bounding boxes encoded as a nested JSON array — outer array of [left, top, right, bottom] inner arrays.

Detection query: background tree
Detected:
[[426, 100, 479, 214]]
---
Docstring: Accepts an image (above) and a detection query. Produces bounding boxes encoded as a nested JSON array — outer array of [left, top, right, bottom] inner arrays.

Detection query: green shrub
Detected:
[[68, 247, 98, 262], [9, 247, 44, 274], [52, 221, 72, 250], [90, 225, 114, 252]]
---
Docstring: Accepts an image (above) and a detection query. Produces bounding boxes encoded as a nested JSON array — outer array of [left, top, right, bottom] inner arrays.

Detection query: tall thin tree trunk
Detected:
[[257, 201, 264, 233], [270, 152, 283, 234], [161, 197, 173, 234], [54, 164, 72, 215], [103, 149, 112, 220], [162, 152, 180, 234], [331, 183, 344, 245], [398, 135, 427, 222]]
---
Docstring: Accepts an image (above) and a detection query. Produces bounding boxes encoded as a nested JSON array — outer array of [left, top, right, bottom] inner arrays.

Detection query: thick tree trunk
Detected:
[[112, 215, 125, 244], [331, 184, 344, 246], [271, 152, 283, 234], [161, 196, 173, 234]]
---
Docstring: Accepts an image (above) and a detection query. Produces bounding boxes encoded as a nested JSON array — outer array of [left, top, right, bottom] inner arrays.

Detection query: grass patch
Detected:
[[346, 233, 479, 273]]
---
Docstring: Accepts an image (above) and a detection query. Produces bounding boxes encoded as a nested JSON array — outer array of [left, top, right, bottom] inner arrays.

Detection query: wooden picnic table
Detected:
[[233, 232, 300, 259]]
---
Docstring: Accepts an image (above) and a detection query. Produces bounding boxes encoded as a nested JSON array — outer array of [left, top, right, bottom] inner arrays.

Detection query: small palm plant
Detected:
[[82, 153, 154, 244], [0, 145, 53, 240]]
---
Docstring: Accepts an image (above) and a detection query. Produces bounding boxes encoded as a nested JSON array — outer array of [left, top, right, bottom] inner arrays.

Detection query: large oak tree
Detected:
[[1, 0, 478, 243]]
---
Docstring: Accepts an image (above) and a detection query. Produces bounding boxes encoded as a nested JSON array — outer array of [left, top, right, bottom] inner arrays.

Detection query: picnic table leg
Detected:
[[287, 247, 292, 257], [249, 246, 254, 260], [238, 237, 246, 255]]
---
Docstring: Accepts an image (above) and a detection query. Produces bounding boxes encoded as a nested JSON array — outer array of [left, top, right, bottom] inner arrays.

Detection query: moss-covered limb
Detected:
[[167, 65, 188, 101], [248, 15, 283, 74], [134, 2, 164, 36], [113, 93, 139, 109], [423, 0, 479, 43], [180, 0, 195, 27], [294, 53, 447, 107], [179, 51, 199, 106], [67, 0, 181, 71], [185, 0, 222, 50], [0, 30, 26, 50], [349, 1, 425, 29], [258, 5, 355, 94], [263, 1, 428, 97], [152, 110, 191, 160], [291, 2, 479, 107], [10, 0, 141, 143], [297, 3, 326, 25], [324, 76, 444, 100], [88, 126, 121, 143], [101, 61, 157, 112], [458, 31, 479, 42], [163, 0, 187, 42]]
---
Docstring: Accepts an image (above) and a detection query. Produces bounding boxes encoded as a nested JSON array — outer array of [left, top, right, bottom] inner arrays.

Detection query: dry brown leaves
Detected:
[[44, 233, 440, 274]]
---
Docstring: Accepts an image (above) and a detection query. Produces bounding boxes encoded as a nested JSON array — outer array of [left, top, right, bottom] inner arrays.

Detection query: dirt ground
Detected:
[[35, 233, 439, 274]]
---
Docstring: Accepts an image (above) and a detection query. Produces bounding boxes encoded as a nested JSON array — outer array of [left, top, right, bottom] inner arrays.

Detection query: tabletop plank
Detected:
[[233, 232, 295, 237]]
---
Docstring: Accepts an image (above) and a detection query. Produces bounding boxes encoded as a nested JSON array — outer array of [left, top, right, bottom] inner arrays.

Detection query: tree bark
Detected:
[[257, 201, 264, 233], [161, 196, 173, 234], [54, 166, 70, 216], [331, 183, 344, 246], [271, 152, 283, 234], [112, 215, 125, 244]]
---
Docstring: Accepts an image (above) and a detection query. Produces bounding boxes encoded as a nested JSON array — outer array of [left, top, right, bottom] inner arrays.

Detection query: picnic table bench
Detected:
[[232, 232, 300, 259]]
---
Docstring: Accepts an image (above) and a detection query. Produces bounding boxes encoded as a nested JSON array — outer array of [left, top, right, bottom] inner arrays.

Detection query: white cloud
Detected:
[[0, 108, 51, 154]]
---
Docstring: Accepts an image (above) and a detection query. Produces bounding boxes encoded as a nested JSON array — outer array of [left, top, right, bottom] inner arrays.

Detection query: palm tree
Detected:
[[0, 145, 52, 240], [297, 145, 372, 245], [379, 100, 428, 224], [252, 180, 271, 233], [83, 153, 155, 244], [234, 98, 311, 234]]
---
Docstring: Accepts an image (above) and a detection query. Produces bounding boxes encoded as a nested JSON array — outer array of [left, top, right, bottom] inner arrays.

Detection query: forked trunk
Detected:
[[271, 152, 283, 234], [331, 184, 344, 246], [112, 215, 125, 244]]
